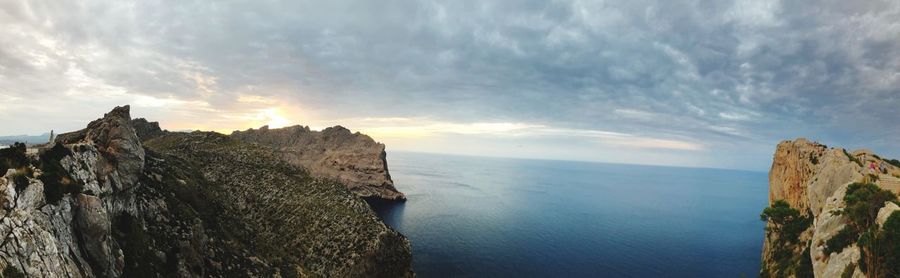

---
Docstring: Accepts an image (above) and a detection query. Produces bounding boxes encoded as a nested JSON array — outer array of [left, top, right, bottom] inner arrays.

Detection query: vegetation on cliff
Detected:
[[0, 143, 27, 174], [877, 212, 900, 277], [825, 183, 899, 277], [144, 132, 413, 277], [760, 200, 813, 277], [38, 143, 81, 204]]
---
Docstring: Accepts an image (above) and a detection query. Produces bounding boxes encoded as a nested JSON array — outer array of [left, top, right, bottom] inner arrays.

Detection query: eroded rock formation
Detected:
[[761, 138, 900, 277], [231, 125, 405, 201]]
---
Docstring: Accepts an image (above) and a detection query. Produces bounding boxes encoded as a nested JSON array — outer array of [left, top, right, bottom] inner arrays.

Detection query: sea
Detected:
[[368, 151, 768, 277]]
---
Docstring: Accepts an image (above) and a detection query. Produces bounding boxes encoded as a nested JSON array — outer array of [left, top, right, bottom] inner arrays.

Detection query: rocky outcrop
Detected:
[[56, 106, 146, 190], [231, 125, 405, 201], [761, 138, 900, 277], [131, 118, 166, 141], [0, 106, 413, 277], [0, 105, 143, 277]]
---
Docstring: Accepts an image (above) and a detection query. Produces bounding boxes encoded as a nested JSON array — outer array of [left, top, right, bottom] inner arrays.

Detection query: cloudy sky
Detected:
[[1, 0, 899, 170]]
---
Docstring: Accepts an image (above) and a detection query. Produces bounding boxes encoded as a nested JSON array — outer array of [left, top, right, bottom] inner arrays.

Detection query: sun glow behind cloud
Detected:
[[257, 108, 291, 128]]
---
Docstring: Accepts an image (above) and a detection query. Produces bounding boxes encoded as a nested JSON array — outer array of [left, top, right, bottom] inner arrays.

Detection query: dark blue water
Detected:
[[370, 152, 768, 277]]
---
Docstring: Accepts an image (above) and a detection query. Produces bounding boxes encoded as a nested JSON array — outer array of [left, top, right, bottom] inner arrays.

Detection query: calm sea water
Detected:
[[368, 152, 768, 278]]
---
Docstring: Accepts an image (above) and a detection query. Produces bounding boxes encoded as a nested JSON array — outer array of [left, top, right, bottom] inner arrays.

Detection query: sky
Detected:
[[1, 0, 899, 171]]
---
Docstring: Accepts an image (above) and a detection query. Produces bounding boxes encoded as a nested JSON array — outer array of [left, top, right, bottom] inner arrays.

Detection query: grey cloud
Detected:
[[2, 0, 900, 168]]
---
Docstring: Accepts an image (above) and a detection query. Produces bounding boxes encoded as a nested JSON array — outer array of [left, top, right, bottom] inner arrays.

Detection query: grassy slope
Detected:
[[143, 132, 411, 277]]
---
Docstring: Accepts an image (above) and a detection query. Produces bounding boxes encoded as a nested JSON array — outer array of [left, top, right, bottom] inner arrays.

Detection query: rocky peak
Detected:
[[231, 125, 405, 201], [56, 105, 145, 190]]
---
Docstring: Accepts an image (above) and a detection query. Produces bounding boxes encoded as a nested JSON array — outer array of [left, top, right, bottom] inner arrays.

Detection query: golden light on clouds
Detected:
[[345, 118, 703, 151]]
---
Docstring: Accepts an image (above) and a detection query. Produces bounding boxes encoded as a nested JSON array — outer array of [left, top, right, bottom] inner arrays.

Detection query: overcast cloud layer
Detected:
[[1, 0, 899, 170]]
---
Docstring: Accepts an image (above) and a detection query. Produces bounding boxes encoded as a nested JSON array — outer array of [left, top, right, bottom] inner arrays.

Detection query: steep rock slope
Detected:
[[231, 125, 405, 201], [761, 138, 900, 277], [0, 106, 412, 277]]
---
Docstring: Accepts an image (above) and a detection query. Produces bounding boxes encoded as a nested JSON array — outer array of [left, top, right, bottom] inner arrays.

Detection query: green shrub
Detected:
[[0, 143, 28, 174], [825, 226, 856, 255], [886, 159, 900, 168], [844, 149, 863, 167], [844, 183, 896, 230], [2, 265, 25, 278], [38, 144, 81, 204], [836, 183, 898, 277], [795, 244, 814, 278], [841, 263, 857, 278], [761, 200, 812, 244], [761, 200, 813, 277], [10, 171, 28, 193], [868, 211, 900, 277]]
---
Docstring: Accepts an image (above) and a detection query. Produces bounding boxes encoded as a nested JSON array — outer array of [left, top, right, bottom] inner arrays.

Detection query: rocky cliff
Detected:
[[0, 106, 412, 277], [231, 125, 405, 201], [761, 138, 900, 278]]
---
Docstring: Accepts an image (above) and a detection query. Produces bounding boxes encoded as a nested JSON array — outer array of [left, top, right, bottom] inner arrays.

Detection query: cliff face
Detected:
[[231, 125, 405, 201], [761, 138, 900, 277], [0, 106, 412, 277]]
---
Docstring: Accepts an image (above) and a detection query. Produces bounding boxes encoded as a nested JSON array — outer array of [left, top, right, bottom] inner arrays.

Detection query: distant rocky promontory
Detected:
[[231, 125, 405, 201]]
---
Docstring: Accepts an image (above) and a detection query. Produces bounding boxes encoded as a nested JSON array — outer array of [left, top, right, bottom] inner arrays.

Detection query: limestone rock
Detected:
[[768, 138, 822, 213], [877, 201, 900, 227], [57, 105, 145, 190], [74, 194, 123, 277], [762, 138, 900, 277], [231, 125, 406, 201], [807, 149, 862, 217], [810, 182, 855, 277]]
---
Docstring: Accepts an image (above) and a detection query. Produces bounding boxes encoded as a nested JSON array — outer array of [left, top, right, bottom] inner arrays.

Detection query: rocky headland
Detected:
[[760, 138, 900, 277], [0, 106, 412, 277], [231, 125, 404, 201]]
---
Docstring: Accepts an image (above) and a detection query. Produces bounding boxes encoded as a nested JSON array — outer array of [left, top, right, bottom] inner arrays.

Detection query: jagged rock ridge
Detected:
[[231, 125, 405, 201], [0, 106, 413, 277]]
